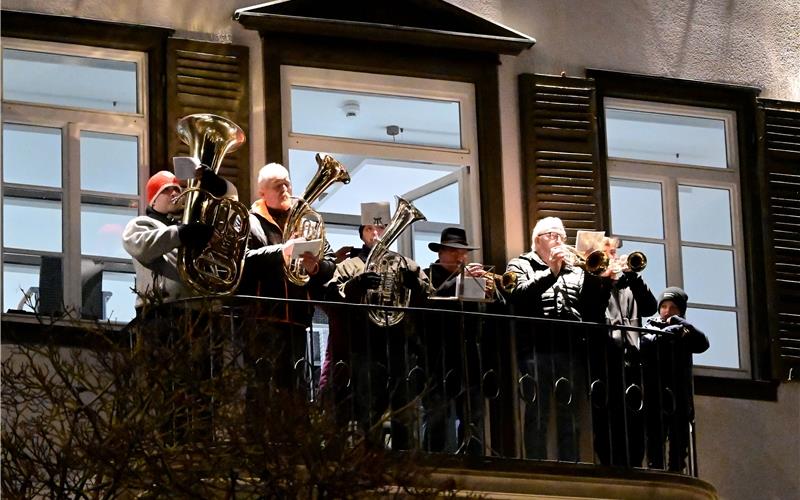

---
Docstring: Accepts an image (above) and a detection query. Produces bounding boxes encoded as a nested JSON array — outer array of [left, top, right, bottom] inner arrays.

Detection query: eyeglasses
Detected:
[[538, 231, 565, 241]]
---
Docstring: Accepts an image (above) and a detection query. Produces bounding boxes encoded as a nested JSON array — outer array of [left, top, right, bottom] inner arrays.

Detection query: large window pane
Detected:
[[102, 271, 136, 323], [81, 131, 138, 194], [288, 150, 459, 216], [81, 204, 137, 258], [609, 179, 663, 239], [679, 185, 732, 245], [689, 308, 740, 369], [412, 182, 460, 224], [2, 123, 62, 187], [605, 108, 727, 168], [325, 224, 363, 256], [290, 87, 461, 148], [3, 263, 39, 313], [2, 49, 137, 112], [3, 198, 62, 252], [682, 247, 736, 307]]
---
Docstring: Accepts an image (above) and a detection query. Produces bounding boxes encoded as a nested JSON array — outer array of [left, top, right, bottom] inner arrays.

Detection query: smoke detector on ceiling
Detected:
[[342, 100, 360, 118]]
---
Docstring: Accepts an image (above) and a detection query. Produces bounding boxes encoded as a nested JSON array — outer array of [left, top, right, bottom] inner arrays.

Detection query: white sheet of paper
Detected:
[[173, 156, 200, 180], [456, 275, 487, 301], [290, 239, 323, 258]]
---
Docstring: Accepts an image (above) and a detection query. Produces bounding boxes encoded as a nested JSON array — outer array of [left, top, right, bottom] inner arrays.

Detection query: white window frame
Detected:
[[280, 66, 482, 263], [605, 98, 750, 378], [1, 38, 148, 321]]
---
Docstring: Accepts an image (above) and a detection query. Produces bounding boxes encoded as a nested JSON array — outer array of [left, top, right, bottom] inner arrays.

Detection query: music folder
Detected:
[[290, 238, 323, 258]]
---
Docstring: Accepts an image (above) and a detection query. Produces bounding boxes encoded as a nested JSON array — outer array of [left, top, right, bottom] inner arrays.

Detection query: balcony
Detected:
[[1, 296, 718, 498]]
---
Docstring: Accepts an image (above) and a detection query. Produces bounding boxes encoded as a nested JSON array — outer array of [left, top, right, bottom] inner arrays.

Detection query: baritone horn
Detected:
[[175, 113, 249, 295], [283, 154, 350, 286], [364, 196, 426, 327]]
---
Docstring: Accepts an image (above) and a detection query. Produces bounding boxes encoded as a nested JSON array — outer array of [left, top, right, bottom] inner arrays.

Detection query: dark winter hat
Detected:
[[428, 227, 479, 252], [658, 287, 688, 316]]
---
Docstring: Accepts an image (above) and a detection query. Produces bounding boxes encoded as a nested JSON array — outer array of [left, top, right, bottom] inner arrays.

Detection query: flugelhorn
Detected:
[[282, 154, 350, 286], [175, 113, 249, 295]]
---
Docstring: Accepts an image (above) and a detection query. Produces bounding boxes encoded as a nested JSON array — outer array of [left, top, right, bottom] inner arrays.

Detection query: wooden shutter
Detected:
[[758, 99, 800, 381], [518, 74, 604, 244], [166, 39, 250, 199]]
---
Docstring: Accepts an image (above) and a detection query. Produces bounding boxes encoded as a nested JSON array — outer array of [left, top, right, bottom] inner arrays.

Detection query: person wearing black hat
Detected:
[[641, 286, 709, 472], [422, 227, 489, 455], [323, 205, 428, 451]]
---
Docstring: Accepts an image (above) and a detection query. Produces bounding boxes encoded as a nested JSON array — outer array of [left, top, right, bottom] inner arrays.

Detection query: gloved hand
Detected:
[[668, 315, 689, 326], [178, 222, 214, 249], [401, 268, 421, 291], [198, 165, 228, 197], [343, 271, 382, 299]]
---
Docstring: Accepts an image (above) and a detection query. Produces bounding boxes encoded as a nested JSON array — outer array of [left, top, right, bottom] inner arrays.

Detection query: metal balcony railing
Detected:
[[124, 295, 701, 477]]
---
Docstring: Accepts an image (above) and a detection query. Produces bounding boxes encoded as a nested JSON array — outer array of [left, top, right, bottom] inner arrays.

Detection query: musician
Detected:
[[122, 167, 229, 442], [324, 202, 428, 450], [237, 162, 336, 394], [505, 216, 610, 462], [422, 227, 488, 455], [122, 168, 228, 310], [593, 237, 657, 467], [642, 287, 709, 472]]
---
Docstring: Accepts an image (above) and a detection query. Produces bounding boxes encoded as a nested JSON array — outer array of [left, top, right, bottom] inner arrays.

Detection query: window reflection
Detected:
[[102, 271, 136, 322], [81, 204, 138, 258], [679, 185, 732, 245], [81, 131, 138, 194], [2, 49, 137, 112], [2, 263, 39, 313], [2, 123, 62, 187], [610, 179, 663, 239], [3, 198, 62, 252], [682, 247, 736, 307], [689, 308, 740, 368]]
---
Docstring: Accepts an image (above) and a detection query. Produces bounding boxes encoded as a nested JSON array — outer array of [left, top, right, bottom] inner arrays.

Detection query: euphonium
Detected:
[[283, 153, 350, 286], [364, 196, 426, 327], [175, 113, 250, 295]]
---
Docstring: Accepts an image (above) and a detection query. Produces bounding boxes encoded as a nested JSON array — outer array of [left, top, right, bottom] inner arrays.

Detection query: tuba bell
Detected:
[[175, 113, 250, 295], [282, 154, 350, 286], [364, 196, 426, 327]]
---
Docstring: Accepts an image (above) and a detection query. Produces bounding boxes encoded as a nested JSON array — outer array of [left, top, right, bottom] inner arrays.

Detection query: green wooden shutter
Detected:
[[166, 39, 250, 199], [518, 74, 604, 244], [758, 98, 800, 381]]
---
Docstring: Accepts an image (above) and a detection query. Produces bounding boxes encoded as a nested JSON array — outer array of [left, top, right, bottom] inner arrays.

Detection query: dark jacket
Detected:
[[606, 272, 658, 348], [505, 250, 609, 323], [238, 198, 335, 326]]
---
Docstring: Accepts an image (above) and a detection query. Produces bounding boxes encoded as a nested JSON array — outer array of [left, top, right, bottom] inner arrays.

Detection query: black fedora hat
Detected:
[[428, 227, 479, 252]]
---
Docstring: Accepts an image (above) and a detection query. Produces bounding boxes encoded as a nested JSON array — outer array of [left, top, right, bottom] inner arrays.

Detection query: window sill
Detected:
[[693, 375, 779, 401], [1, 312, 127, 347]]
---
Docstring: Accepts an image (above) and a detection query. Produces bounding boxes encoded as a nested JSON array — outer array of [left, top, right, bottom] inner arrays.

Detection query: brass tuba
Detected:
[[282, 154, 350, 286], [175, 113, 249, 295], [364, 196, 426, 327]]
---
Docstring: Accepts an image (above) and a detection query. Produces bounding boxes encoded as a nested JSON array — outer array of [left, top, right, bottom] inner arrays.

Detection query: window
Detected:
[[605, 98, 749, 376], [2, 39, 147, 323], [282, 66, 480, 270]]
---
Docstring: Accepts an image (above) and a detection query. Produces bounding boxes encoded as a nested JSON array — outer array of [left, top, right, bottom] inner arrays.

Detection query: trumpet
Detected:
[[560, 245, 610, 275], [466, 264, 518, 295], [609, 251, 647, 274]]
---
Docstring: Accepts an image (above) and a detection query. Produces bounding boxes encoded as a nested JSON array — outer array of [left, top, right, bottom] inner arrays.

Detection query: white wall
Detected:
[[694, 385, 800, 500]]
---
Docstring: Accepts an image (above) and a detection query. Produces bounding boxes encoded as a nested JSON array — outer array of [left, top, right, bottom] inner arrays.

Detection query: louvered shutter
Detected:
[[758, 99, 800, 381], [166, 39, 250, 199], [518, 74, 604, 243]]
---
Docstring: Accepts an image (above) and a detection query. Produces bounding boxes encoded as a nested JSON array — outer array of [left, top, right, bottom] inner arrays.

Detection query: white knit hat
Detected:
[[531, 216, 566, 240]]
